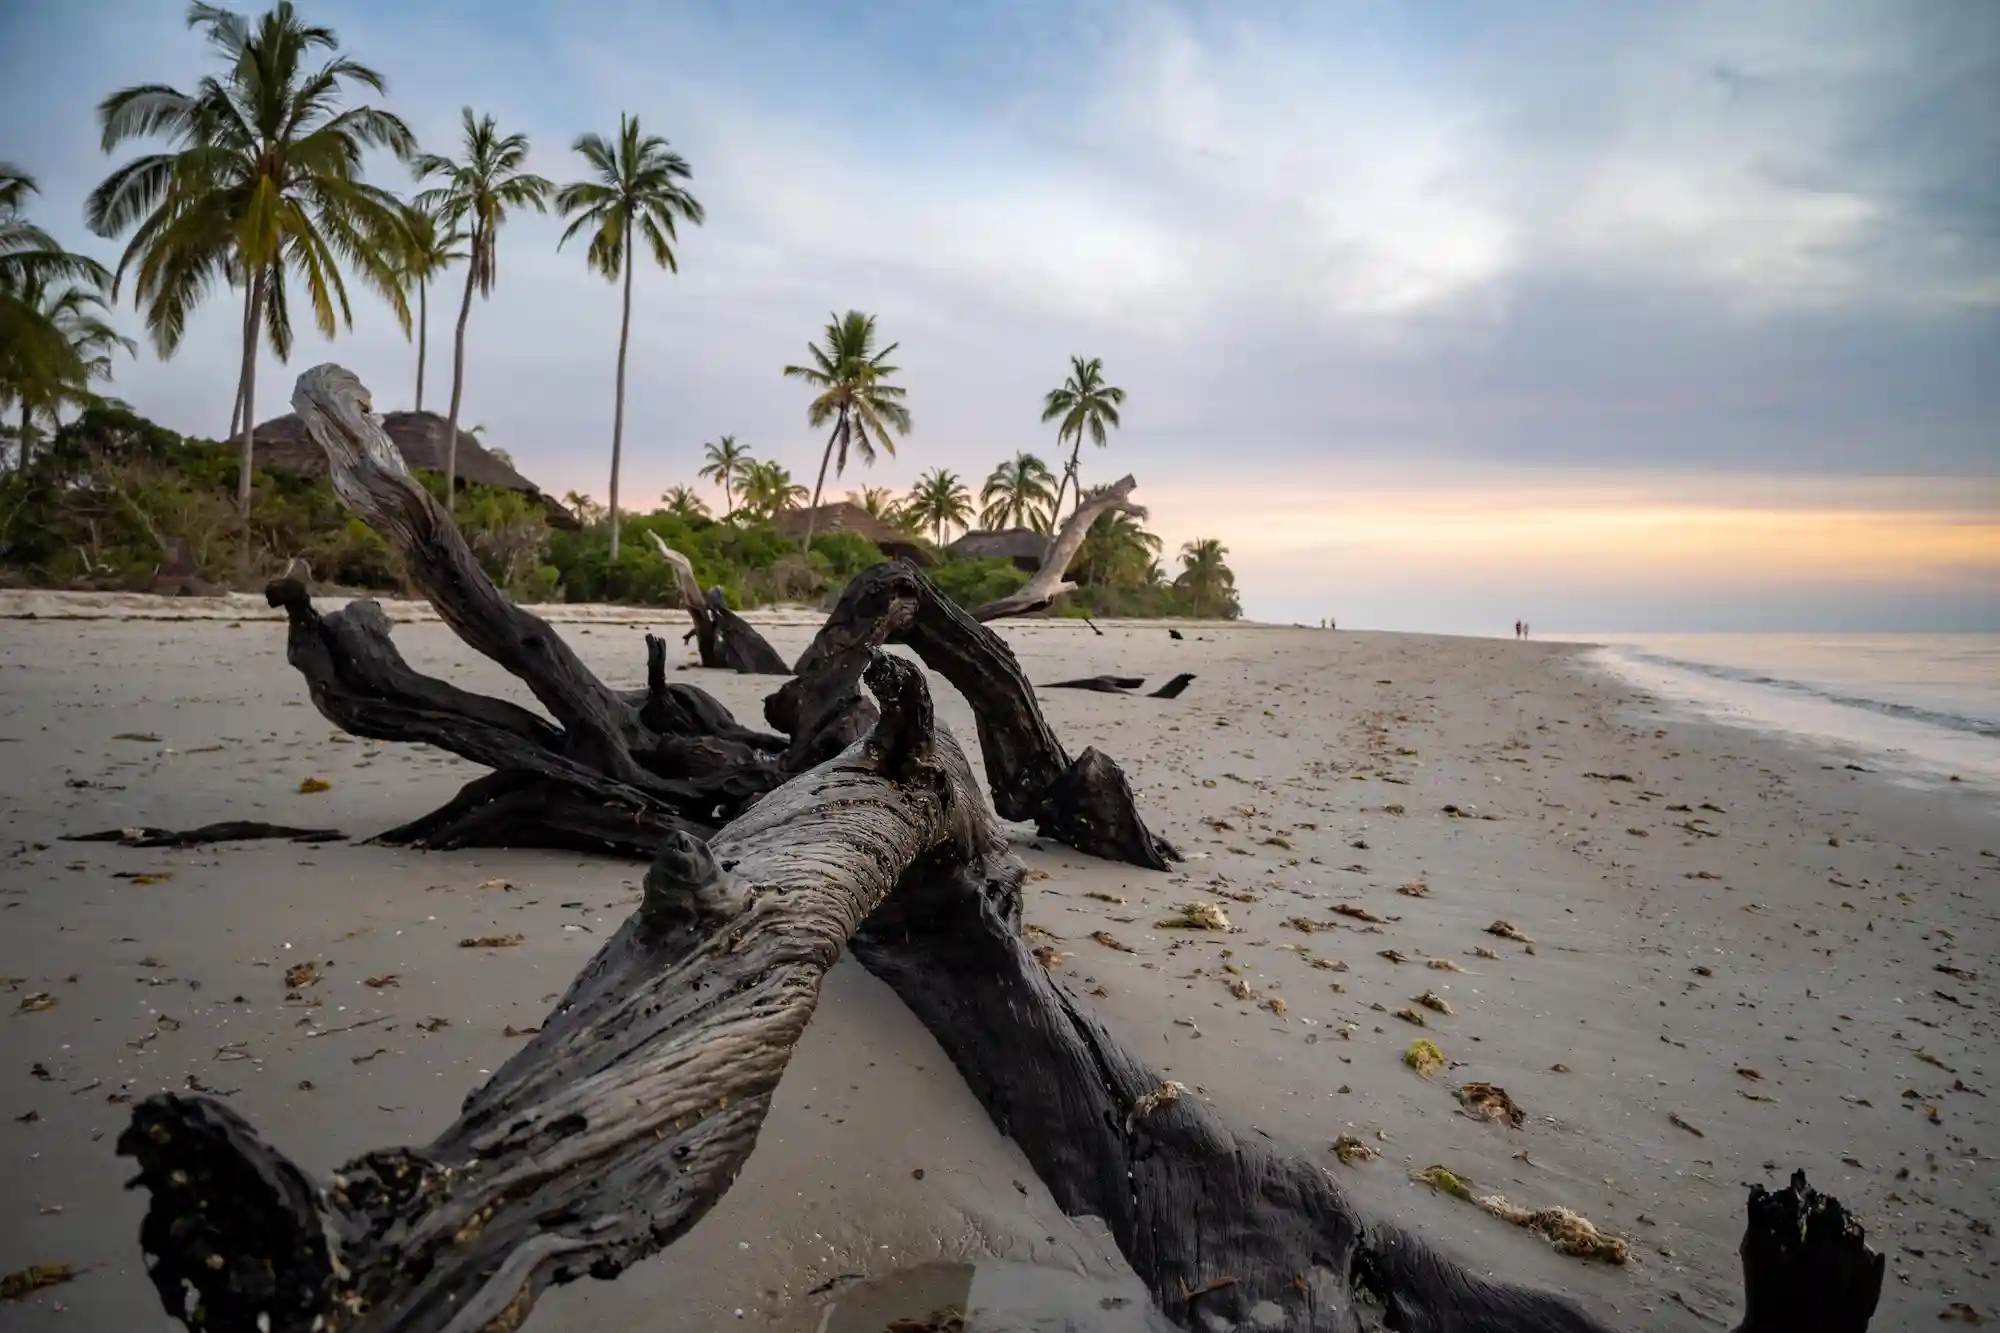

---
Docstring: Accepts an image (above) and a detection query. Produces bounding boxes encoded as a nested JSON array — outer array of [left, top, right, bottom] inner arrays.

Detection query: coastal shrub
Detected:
[[929, 556, 1029, 610]]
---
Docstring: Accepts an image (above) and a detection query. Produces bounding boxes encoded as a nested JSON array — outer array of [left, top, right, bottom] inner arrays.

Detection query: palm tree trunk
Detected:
[[444, 236, 479, 513], [16, 403, 29, 473], [226, 280, 254, 442], [608, 226, 634, 563], [802, 413, 842, 556], [415, 279, 428, 412], [235, 267, 266, 586], [1048, 434, 1077, 523]]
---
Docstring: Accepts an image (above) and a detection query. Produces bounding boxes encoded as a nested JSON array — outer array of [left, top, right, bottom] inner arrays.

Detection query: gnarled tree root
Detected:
[[775, 559, 1178, 869]]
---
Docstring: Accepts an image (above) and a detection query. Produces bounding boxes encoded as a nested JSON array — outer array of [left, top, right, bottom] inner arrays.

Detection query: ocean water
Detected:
[[1573, 632, 2000, 791]]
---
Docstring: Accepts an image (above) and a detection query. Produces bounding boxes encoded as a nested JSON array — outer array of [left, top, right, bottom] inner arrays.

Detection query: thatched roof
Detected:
[[249, 410, 578, 529], [948, 527, 1047, 569], [771, 503, 934, 565]]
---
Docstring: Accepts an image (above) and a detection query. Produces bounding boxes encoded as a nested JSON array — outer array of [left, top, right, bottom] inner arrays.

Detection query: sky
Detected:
[[3, 0, 1996, 631]]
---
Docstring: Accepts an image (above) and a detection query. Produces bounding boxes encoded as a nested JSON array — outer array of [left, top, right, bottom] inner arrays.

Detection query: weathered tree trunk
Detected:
[[850, 850, 1619, 1332], [120, 653, 989, 1333], [1731, 1171, 1884, 1333], [645, 530, 791, 674], [772, 558, 1178, 869], [972, 473, 1145, 620]]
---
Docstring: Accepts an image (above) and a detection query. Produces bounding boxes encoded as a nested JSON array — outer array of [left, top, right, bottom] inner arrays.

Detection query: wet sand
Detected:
[[0, 606, 1994, 1329]]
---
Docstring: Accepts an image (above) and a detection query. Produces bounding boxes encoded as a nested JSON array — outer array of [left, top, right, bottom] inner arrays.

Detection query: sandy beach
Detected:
[[1, 605, 1994, 1330]]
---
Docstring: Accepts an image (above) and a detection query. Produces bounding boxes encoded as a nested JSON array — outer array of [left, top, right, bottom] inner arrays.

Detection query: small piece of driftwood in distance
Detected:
[[62, 822, 345, 848], [971, 474, 1146, 621], [645, 530, 790, 674], [119, 652, 987, 1333], [1041, 672, 1195, 699], [1043, 674, 1146, 693]]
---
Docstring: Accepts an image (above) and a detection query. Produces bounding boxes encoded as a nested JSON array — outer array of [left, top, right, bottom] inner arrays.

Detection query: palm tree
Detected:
[[849, 485, 904, 526], [2, 164, 122, 471], [89, 2, 413, 578], [904, 467, 972, 545], [738, 459, 806, 518], [979, 452, 1056, 530], [659, 484, 708, 521], [415, 107, 551, 506], [562, 489, 605, 525], [1040, 355, 1125, 523], [782, 310, 911, 554], [699, 434, 750, 517], [1175, 538, 1236, 618], [1076, 508, 1161, 588], [555, 114, 703, 561], [3, 272, 134, 468], [388, 199, 464, 412]]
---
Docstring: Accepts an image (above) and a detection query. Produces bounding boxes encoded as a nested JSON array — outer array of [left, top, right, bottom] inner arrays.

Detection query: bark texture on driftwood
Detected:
[[119, 652, 987, 1333], [972, 472, 1145, 621], [645, 530, 790, 674], [773, 558, 1178, 869], [851, 856, 1617, 1333], [1732, 1171, 1885, 1333]]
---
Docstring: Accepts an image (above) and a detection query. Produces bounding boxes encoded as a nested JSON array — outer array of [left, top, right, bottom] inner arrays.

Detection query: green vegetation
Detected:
[[2, 1, 1241, 622]]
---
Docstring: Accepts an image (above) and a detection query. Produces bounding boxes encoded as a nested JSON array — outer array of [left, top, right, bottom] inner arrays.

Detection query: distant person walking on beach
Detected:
[[1513, 620, 1522, 639]]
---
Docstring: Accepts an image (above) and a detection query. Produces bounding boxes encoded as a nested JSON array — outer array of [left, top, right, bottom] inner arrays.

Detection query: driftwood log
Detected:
[[972, 472, 1145, 620], [110, 365, 1883, 1333], [1044, 672, 1196, 699], [121, 651, 988, 1333], [645, 530, 790, 674], [771, 558, 1179, 870]]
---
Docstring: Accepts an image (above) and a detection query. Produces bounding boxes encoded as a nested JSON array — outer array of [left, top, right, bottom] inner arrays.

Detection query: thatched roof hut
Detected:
[[249, 410, 578, 529], [771, 503, 933, 565], [947, 527, 1046, 571]]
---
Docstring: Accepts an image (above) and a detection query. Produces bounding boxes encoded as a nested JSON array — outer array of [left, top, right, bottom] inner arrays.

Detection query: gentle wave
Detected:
[[1608, 648, 2000, 740]]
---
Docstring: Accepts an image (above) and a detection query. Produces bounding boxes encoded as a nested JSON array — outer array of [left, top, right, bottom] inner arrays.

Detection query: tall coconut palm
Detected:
[[388, 199, 464, 412], [698, 434, 750, 518], [555, 113, 703, 561], [1175, 537, 1236, 618], [738, 459, 807, 518], [659, 484, 708, 521], [782, 310, 910, 554], [904, 467, 971, 545], [1040, 355, 1125, 522], [979, 451, 1056, 530], [88, 1, 413, 578], [415, 107, 551, 507]]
